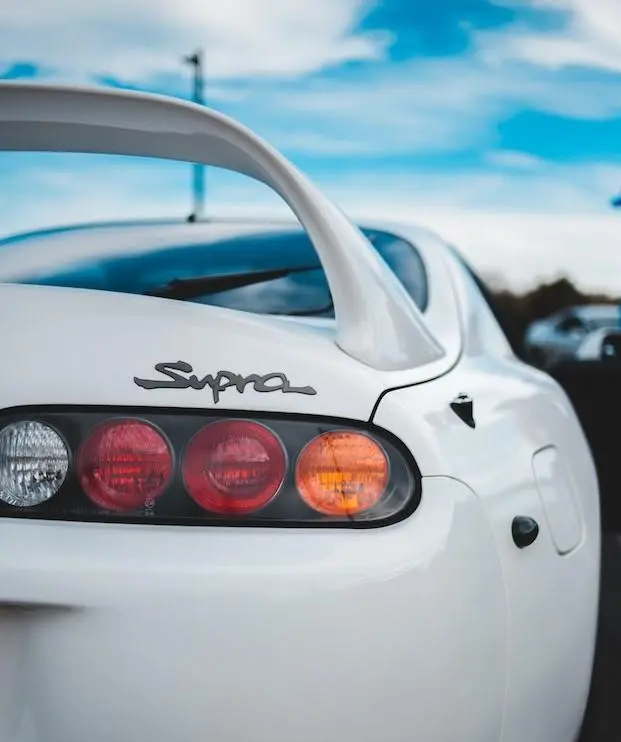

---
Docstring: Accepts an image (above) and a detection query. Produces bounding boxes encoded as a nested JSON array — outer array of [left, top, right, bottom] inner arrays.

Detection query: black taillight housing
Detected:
[[0, 407, 421, 528]]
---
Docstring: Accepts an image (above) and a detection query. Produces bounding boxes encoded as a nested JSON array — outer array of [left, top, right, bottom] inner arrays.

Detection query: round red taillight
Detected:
[[77, 419, 173, 512], [182, 420, 286, 515]]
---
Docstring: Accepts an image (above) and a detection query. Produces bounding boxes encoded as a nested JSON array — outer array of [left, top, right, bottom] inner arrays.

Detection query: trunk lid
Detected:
[[0, 283, 385, 420]]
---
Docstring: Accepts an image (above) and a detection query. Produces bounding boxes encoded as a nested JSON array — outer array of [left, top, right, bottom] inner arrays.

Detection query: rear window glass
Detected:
[[11, 226, 428, 318]]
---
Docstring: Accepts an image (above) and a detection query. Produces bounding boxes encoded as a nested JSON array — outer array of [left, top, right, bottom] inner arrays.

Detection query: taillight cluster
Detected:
[[0, 408, 420, 527]]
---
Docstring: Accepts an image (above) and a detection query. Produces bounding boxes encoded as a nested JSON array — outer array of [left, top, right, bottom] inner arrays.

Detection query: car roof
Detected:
[[0, 217, 294, 247], [574, 304, 619, 320], [0, 216, 446, 280], [0, 216, 441, 247]]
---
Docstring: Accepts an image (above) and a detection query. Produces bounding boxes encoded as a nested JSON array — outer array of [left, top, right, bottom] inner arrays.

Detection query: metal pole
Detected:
[[183, 50, 205, 222]]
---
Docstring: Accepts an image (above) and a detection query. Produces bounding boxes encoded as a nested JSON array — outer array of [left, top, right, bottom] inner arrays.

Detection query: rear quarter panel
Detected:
[[373, 352, 600, 742]]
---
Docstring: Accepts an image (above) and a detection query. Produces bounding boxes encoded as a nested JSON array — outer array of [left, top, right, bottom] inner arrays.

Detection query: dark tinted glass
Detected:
[[17, 227, 428, 317]]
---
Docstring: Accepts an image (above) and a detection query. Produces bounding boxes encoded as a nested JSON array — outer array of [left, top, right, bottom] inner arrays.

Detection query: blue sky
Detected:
[[1, 0, 621, 291]]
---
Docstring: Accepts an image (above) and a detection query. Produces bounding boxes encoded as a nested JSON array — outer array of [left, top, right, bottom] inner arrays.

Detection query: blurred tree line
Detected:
[[485, 276, 621, 359]]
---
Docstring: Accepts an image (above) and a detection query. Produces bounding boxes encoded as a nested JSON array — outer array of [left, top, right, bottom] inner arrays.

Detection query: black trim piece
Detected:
[[0, 404, 422, 530], [368, 356, 462, 423], [450, 393, 476, 429]]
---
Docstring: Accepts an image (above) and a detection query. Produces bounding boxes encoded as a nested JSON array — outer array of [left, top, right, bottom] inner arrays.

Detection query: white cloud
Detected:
[[2, 0, 621, 163], [218, 61, 510, 157], [323, 162, 621, 293], [321, 158, 620, 216], [486, 150, 546, 170], [0, 0, 388, 81], [483, 0, 621, 74], [412, 211, 621, 295], [223, 51, 621, 162], [0, 154, 192, 232], [265, 131, 377, 156]]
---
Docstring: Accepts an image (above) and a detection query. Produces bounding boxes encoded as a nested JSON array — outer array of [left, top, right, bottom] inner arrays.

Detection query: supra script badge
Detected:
[[134, 361, 318, 404]]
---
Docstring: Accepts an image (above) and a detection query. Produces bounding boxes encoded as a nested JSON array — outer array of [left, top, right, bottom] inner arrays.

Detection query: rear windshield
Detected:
[[12, 226, 428, 318]]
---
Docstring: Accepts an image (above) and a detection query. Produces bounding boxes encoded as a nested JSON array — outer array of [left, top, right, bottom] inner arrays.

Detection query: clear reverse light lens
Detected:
[[0, 421, 69, 507]]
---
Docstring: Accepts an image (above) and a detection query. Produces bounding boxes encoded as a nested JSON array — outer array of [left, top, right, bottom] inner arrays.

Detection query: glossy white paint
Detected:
[[373, 265, 600, 742], [532, 446, 583, 555], [1, 478, 508, 742], [0, 82, 443, 372], [0, 283, 384, 420], [0, 83, 601, 742], [0, 217, 465, 397]]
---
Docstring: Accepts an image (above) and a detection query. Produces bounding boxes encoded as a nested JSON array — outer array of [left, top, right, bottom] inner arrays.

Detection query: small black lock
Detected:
[[511, 516, 539, 549]]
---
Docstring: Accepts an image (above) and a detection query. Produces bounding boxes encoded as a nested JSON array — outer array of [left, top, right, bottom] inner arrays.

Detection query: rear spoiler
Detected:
[[0, 82, 444, 371]]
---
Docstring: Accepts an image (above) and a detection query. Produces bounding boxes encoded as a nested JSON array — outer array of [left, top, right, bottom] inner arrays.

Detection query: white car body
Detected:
[[0, 83, 600, 742], [576, 327, 621, 361], [525, 304, 620, 367]]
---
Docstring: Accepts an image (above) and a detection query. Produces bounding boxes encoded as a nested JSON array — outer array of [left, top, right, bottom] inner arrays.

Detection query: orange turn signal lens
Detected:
[[295, 431, 389, 516]]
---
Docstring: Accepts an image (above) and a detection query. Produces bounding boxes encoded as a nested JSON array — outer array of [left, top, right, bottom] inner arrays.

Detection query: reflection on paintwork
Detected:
[[532, 446, 583, 555]]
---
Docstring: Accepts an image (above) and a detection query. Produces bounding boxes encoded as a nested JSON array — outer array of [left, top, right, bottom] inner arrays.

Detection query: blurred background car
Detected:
[[576, 327, 621, 362], [524, 304, 621, 367]]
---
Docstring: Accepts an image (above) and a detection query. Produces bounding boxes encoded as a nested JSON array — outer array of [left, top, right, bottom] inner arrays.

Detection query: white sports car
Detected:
[[0, 83, 601, 742]]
